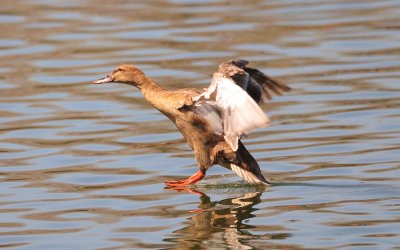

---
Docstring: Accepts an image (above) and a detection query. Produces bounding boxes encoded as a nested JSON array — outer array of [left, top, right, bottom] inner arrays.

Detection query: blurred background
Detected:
[[0, 0, 399, 249]]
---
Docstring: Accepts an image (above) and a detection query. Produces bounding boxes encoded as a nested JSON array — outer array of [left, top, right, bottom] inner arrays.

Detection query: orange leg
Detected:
[[165, 170, 205, 187]]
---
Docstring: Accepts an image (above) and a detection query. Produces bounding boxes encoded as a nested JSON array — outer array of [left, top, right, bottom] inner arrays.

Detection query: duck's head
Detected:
[[93, 64, 147, 88]]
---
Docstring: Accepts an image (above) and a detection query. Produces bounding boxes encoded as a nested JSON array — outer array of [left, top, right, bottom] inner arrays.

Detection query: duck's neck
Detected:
[[137, 77, 168, 111], [139, 75, 163, 93]]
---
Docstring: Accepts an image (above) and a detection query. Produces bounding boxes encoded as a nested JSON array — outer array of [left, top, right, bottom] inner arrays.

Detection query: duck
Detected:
[[93, 59, 290, 186]]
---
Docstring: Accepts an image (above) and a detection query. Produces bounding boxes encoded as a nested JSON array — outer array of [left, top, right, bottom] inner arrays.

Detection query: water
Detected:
[[1, 0, 400, 249]]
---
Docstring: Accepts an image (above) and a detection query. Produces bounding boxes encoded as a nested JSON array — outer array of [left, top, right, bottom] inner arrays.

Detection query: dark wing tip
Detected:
[[244, 66, 291, 100], [220, 59, 291, 101], [230, 59, 249, 68]]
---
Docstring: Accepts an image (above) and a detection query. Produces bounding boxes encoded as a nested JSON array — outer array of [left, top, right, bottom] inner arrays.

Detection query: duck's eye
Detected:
[[113, 68, 124, 74]]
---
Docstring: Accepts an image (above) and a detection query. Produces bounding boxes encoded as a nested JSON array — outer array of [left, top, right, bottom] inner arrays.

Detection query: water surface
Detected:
[[1, 0, 400, 249]]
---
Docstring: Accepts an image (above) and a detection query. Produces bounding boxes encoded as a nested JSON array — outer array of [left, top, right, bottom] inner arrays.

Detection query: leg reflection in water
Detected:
[[165, 186, 291, 249]]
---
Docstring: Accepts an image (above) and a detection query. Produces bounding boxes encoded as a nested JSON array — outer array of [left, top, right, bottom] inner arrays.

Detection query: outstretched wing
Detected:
[[221, 59, 291, 103], [195, 73, 270, 151]]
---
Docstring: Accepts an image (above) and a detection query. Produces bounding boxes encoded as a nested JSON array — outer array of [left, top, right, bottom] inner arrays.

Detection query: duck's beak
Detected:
[[93, 75, 113, 84]]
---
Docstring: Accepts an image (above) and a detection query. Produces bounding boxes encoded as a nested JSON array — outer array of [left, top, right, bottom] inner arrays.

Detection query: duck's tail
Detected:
[[230, 163, 270, 185], [230, 141, 270, 185]]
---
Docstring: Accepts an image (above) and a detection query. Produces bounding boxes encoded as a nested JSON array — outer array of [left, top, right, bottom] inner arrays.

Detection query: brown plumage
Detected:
[[92, 60, 290, 186]]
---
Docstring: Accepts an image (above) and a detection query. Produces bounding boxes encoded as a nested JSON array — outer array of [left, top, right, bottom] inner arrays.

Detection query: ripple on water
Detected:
[[0, 0, 400, 249], [0, 14, 25, 23], [0, 45, 56, 57]]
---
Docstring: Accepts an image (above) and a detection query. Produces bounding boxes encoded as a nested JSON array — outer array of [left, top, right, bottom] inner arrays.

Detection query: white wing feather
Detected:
[[196, 73, 270, 151]]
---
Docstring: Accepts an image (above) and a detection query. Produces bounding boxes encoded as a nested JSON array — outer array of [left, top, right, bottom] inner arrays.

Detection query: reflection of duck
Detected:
[[93, 60, 290, 186], [166, 187, 290, 249]]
